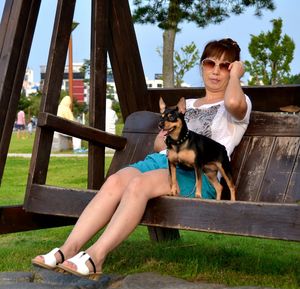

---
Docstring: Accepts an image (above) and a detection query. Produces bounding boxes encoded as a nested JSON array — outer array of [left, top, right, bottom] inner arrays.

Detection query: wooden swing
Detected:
[[0, 0, 299, 241]]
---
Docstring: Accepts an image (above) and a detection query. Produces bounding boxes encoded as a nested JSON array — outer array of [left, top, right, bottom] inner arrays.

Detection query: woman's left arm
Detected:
[[224, 61, 248, 120]]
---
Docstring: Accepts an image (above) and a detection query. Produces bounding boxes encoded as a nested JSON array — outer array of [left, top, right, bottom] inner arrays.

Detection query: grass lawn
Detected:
[[0, 132, 299, 288]]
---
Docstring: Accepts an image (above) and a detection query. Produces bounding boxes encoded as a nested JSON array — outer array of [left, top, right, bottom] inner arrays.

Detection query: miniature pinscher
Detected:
[[159, 97, 236, 201]]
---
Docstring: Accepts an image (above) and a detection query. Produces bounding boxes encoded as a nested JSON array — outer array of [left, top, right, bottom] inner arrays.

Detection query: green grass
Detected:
[[8, 132, 35, 154], [0, 132, 300, 288]]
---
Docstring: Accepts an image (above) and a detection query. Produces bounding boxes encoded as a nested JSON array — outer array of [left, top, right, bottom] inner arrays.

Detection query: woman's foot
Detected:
[[32, 248, 65, 270], [58, 251, 102, 280]]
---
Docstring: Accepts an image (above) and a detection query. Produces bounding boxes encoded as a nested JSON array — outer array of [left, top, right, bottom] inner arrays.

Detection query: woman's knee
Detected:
[[96, 173, 125, 198], [123, 176, 148, 200]]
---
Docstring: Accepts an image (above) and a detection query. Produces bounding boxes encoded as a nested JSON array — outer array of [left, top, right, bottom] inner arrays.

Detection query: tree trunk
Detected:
[[163, 28, 176, 88]]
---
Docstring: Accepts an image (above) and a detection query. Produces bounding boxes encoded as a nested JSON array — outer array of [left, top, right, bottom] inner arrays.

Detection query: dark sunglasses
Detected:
[[201, 58, 231, 71]]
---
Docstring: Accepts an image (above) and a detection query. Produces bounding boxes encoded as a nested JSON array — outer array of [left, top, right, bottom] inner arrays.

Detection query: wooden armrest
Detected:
[[38, 112, 126, 150]]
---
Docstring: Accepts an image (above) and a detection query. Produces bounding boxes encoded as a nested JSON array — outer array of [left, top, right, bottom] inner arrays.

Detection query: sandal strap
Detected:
[[43, 247, 63, 267], [86, 254, 96, 274], [67, 251, 97, 275], [56, 249, 65, 264]]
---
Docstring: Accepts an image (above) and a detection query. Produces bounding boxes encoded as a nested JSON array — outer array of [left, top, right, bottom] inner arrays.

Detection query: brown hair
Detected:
[[200, 38, 241, 63]]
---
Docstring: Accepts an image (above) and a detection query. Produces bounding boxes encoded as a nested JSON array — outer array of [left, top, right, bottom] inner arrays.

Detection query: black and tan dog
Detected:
[[159, 97, 236, 201]]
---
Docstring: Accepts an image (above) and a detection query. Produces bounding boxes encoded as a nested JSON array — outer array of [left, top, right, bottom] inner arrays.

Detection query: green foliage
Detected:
[[132, 0, 275, 87], [285, 73, 300, 84], [73, 98, 88, 118], [132, 0, 275, 30], [80, 59, 90, 84], [245, 18, 295, 85], [174, 42, 200, 87], [18, 93, 32, 112]]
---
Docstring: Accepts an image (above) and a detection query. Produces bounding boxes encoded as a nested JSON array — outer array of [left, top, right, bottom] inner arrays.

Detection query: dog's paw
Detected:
[[170, 185, 178, 196], [195, 191, 202, 198]]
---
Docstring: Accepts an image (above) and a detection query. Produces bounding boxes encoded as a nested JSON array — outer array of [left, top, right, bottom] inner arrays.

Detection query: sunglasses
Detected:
[[201, 59, 231, 71]]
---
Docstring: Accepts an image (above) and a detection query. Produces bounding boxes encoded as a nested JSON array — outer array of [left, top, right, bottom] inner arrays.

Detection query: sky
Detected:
[[0, 0, 299, 87]]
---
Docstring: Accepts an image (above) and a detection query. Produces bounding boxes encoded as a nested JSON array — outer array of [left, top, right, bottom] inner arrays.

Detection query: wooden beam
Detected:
[[142, 197, 300, 242], [24, 0, 77, 210], [108, 0, 148, 119], [0, 205, 76, 234], [88, 0, 109, 190], [147, 85, 300, 112], [0, 0, 41, 184], [38, 112, 127, 150], [25, 184, 300, 241]]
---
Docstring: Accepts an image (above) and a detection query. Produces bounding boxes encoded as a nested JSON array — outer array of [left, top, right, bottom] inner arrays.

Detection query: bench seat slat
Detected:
[[234, 136, 275, 202], [260, 137, 300, 202], [285, 152, 300, 203], [25, 184, 300, 241], [142, 197, 300, 241]]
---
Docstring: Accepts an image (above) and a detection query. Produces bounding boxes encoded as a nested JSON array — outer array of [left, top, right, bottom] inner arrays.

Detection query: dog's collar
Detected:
[[166, 130, 189, 146]]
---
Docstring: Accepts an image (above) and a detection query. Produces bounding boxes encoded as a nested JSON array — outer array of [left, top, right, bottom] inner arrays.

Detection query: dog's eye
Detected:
[[168, 114, 177, 122]]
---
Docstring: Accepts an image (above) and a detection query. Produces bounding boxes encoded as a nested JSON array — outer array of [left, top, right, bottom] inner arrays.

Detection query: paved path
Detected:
[[7, 153, 114, 158], [0, 268, 276, 289]]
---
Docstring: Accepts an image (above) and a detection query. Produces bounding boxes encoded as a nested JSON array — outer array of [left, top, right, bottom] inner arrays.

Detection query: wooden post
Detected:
[[68, 35, 73, 101]]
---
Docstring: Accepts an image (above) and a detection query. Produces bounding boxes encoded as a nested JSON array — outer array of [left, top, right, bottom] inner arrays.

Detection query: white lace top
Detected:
[[185, 95, 252, 157]]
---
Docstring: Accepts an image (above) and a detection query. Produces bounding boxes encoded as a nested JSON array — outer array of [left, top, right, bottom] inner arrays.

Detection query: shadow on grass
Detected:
[[104, 229, 300, 288]]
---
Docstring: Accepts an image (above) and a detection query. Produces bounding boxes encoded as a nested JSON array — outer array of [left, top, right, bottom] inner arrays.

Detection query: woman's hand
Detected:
[[154, 130, 167, 152], [225, 61, 248, 120], [229, 61, 245, 80]]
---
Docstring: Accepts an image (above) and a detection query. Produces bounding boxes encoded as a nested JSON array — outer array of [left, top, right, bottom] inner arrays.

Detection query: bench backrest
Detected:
[[108, 111, 300, 204]]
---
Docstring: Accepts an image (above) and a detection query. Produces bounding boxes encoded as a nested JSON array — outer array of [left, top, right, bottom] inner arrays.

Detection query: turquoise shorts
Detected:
[[129, 153, 216, 199]]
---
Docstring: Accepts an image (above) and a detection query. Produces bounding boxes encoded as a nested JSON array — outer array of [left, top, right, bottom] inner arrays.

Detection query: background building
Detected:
[[40, 63, 86, 103]]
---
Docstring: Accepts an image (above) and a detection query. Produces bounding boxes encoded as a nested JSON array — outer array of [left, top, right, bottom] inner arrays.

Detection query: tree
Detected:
[[285, 73, 300, 84], [156, 41, 200, 87], [132, 0, 275, 87], [245, 18, 295, 85], [174, 41, 200, 87]]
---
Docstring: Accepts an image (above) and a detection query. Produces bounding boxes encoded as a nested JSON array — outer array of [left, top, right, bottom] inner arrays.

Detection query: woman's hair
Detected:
[[200, 38, 241, 62]]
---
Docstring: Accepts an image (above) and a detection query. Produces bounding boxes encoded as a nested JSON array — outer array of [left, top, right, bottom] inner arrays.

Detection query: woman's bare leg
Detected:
[[62, 169, 170, 272], [32, 167, 144, 263]]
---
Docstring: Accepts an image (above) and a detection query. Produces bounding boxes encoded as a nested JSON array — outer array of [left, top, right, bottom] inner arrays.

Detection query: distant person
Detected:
[[27, 119, 33, 136], [16, 110, 26, 139], [105, 99, 118, 134], [57, 95, 74, 121], [57, 95, 82, 151]]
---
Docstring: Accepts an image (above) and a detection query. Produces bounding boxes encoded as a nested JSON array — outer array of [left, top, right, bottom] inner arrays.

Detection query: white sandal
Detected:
[[58, 251, 102, 280], [32, 247, 65, 270]]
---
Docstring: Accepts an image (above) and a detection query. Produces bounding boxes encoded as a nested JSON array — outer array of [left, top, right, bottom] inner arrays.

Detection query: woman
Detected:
[[32, 38, 252, 279]]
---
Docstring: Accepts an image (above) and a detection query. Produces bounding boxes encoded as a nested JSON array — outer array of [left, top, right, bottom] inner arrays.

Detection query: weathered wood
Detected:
[[23, 110, 300, 241], [0, 205, 76, 234], [38, 112, 127, 150], [88, 0, 109, 190], [246, 111, 300, 136], [25, 184, 96, 217], [141, 197, 300, 242], [259, 137, 300, 202], [147, 227, 180, 242], [24, 0, 76, 209], [24, 184, 300, 241], [0, 0, 41, 184], [108, 0, 149, 119], [147, 86, 300, 113]]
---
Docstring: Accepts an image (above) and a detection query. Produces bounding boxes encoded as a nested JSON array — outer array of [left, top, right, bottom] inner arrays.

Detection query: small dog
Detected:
[[159, 97, 236, 201]]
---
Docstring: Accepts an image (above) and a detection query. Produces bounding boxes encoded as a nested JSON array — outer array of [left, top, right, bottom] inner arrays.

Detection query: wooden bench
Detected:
[[108, 110, 300, 242], [23, 110, 300, 242]]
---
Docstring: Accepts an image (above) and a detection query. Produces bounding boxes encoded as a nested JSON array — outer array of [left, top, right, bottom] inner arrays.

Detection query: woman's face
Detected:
[[201, 53, 231, 93]]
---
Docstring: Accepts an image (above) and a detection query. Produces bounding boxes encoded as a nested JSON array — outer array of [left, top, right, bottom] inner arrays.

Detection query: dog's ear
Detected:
[[159, 97, 166, 113], [177, 97, 186, 114]]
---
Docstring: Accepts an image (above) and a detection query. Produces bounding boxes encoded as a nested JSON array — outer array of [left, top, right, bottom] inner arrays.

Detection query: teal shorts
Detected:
[[129, 153, 216, 199]]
